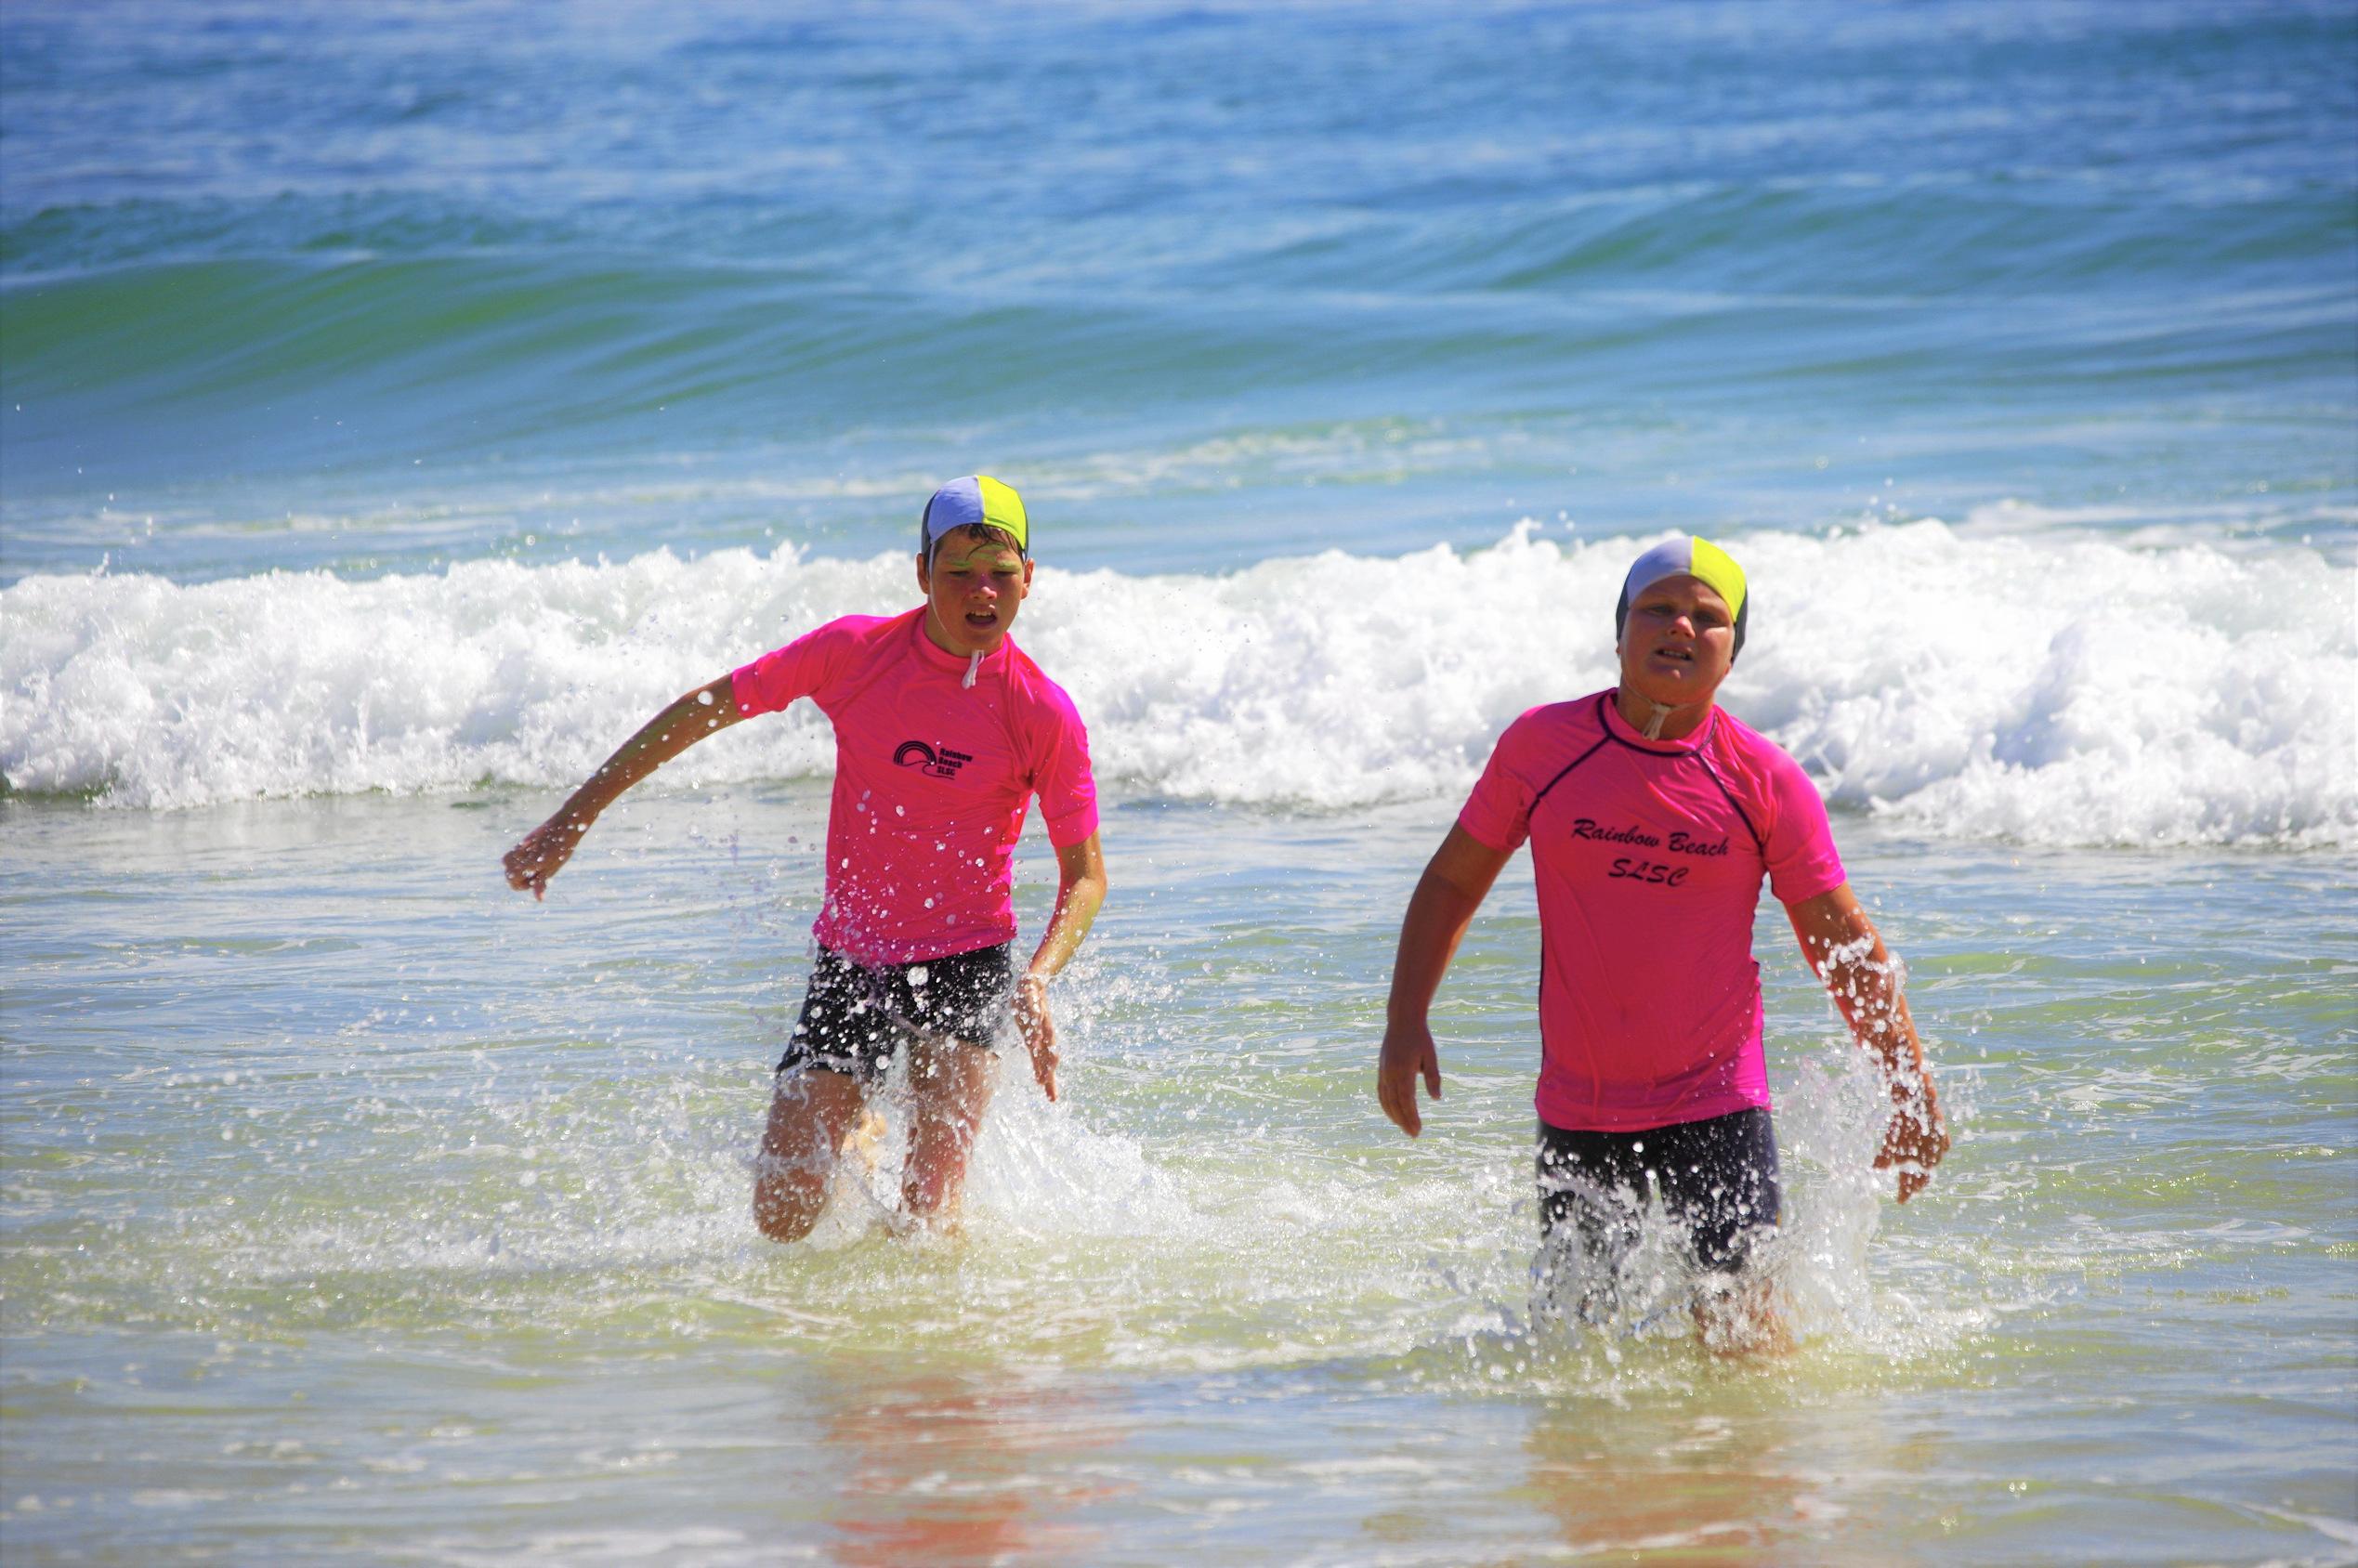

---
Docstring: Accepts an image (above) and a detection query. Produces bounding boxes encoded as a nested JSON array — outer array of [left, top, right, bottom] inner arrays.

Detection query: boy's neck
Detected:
[[1612, 685, 1714, 741]]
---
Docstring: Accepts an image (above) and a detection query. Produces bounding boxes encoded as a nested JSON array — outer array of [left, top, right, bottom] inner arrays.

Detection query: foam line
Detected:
[[4, 523, 2351, 845]]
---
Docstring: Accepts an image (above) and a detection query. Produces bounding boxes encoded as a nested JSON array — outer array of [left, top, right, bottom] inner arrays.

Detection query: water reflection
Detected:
[[807, 1358, 1128, 1567], [1518, 1392, 1873, 1565]]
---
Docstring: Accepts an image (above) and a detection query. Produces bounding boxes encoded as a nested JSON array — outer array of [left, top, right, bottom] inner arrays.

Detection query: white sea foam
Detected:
[[4, 522, 2352, 845]]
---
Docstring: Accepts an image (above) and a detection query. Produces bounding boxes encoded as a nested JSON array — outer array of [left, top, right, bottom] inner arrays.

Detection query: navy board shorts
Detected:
[[776, 941, 1015, 1084], [1535, 1106, 1782, 1275]]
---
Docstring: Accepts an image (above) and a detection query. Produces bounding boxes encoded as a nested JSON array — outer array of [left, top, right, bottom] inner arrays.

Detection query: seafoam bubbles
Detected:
[[0, 544, 905, 809], [1000, 518, 2356, 846], [4, 522, 2351, 844], [1736, 521, 2357, 846], [1029, 524, 1608, 810]]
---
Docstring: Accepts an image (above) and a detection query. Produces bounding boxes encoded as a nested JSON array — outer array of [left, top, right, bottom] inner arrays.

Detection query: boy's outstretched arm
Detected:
[[1785, 884, 1949, 1201], [503, 673, 745, 899], [1377, 825, 1512, 1138], [1015, 831, 1107, 1104]]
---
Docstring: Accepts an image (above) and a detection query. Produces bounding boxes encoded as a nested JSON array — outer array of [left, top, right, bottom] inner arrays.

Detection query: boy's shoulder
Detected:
[[1498, 690, 1611, 754], [751, 608, 911, 665], [803, 608, 921, 673], [1699, 704, 1825, 817], [996, 637, 1088, 728], [1474, 693, 1610, 791], [811, 608, 914, 647], [1703, 702, 1805, 775]]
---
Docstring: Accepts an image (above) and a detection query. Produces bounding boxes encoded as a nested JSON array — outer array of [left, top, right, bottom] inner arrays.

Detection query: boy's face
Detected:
[[1616, 574, 1736, 708], [916, 530, 1033, 657]]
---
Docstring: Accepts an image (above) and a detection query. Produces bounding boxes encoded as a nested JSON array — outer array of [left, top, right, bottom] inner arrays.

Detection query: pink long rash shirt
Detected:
[[1457, 690, 1846, 1133], [732, 609, 1098, 967]]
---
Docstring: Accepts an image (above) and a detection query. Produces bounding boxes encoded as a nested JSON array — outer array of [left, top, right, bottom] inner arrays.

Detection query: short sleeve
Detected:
[[1762, 751, 1847, 905], [1457, 715, 1541, 854], [731, 620, 856, 718], [1028, 688, 1099, 849]]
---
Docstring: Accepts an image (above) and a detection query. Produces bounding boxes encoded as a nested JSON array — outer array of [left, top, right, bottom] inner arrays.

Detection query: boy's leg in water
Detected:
[[1691, 1272, 1789, 1356], [756, 946, 903, 1241], [1686, 1235, 1789, 1356], [901, 1033, 996, 1223], [1655, 1109, 1789, 1355], [753, 1067, 867, 1242], [1537, 1111, 1788, 1347], [1535, 1126, 1646, 1322]]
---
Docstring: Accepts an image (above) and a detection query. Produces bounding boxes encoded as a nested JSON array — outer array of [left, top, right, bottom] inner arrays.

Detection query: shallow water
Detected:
[[5, 1, 2356, 1561], [5, 790, 2353, 1563]]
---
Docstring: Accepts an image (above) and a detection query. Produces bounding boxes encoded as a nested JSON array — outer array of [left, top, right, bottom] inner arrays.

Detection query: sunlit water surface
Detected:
[[5, 791, 2351, 1564], [6, 1, 2356, 1561]]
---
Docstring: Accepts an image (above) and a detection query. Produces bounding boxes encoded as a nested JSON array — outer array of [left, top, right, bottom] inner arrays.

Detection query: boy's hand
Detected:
[[1376, 1020, 1443, 1138], [1876, 1083, 1949, 1203], [503, 817, 586, 901], [1015, 973, 1057, 1102]]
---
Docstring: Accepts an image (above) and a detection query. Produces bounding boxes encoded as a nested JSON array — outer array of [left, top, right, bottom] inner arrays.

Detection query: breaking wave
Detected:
[[5, 521, 2351, 846]]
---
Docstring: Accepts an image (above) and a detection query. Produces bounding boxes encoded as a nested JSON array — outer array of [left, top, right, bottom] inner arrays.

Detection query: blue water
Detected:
[[4, 1, 2351, 582], [4, 4, 2355, 1564]]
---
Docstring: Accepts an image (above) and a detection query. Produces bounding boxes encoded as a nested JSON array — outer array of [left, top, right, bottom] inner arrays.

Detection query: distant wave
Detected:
[[8, 238, 2351, 507], [5, 524, 2352, 847]]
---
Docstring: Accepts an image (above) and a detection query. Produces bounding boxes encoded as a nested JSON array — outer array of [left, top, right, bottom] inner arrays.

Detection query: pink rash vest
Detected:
[[1457, 690, 1847, 1133], [731, 608, 1098, 966]]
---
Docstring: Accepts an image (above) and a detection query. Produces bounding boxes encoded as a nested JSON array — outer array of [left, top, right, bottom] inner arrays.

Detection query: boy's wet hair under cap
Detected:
[[921, 475, 1029, 561], [1614, 535, 1749, 658]]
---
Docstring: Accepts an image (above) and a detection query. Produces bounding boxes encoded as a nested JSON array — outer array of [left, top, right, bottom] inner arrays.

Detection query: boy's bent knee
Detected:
[[752, 1158, 832, 1242], [753, 1081, 858, 1244], [753, 1187, 825, 1243]]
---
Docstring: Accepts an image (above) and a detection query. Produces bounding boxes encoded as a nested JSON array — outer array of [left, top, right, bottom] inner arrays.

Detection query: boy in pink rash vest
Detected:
[[504, 477, 1107, 1242], [1374, 536, 1946, 1351]]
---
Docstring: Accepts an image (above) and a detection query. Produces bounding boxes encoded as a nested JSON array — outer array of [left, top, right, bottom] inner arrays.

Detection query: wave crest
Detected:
[[5, 523, 2351, 847]]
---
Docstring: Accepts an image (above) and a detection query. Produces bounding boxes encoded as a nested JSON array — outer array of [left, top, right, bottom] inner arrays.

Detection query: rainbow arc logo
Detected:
[[893, 740, 972, 781]]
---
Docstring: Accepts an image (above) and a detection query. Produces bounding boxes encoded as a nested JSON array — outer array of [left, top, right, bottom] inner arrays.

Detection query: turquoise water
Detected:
[[5, 3, 2355, 1563], [6, 1, 2352, 582]]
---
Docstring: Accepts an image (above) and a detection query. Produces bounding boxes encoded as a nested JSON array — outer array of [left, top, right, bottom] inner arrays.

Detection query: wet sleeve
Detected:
[[1456, 715, 1539, 854], [1762, 750, 1848, 905], [731, 620, 852, 719], [1028, 688, 1100, 850]]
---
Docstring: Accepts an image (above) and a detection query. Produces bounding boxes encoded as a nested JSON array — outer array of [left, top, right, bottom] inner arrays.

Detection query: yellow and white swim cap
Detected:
[[1614, 535, 1749, 657]]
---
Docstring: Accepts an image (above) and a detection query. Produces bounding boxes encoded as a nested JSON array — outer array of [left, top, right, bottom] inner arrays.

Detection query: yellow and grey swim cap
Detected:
[[920, 475, 1029, 561], [1614, 535, 1749, 658]]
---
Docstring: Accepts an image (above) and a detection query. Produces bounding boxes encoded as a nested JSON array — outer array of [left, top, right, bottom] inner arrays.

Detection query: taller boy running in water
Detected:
[[1375, 536, 1945, 1346], [504, 477, 1107, 1241]]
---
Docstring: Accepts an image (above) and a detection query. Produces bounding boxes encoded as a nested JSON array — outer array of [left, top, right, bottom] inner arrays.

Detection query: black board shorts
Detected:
[[775, 942, 1015, 1085], [1535, 1106, 1781, 1275]]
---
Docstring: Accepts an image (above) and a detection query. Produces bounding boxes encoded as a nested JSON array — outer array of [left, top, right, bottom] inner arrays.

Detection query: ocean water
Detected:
[[4, 3, 2354, 1564]]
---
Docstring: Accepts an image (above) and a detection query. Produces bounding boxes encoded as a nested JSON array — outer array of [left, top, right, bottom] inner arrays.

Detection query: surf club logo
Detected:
[[1568, 817, 1729, 891], [894, 739, 972, 781], [1566, 818, 1729, 856]]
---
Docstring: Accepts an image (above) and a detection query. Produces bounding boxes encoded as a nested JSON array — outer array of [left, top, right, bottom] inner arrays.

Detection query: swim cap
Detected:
[[920, 475, 1029, 561], [1614, 535, 1749, 658]]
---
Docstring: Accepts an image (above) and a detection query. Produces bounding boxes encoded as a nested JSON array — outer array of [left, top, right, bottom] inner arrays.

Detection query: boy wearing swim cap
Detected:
[[504, 477, 1107, 1240], [1373, 535, 1945, 1350]]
